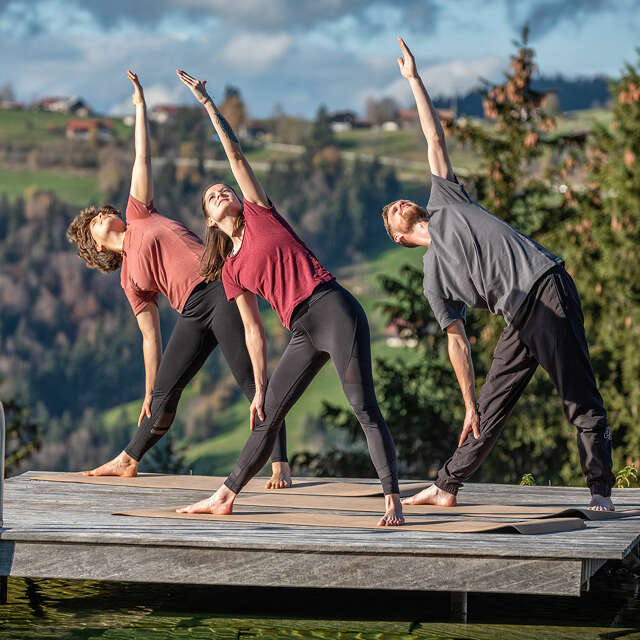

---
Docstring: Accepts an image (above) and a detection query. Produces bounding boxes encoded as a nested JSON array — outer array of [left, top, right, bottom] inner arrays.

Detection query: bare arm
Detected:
[[135, 305, 162, 426], [128, 70, 153, 203], [176, 70, 269, 207], [397, 37, 454, 180], [445, 319, 480, 446], [235, 292, 267, 430]]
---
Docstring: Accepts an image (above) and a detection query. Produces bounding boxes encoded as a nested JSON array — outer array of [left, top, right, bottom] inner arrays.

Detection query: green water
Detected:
[[1, 566, 639, 639]]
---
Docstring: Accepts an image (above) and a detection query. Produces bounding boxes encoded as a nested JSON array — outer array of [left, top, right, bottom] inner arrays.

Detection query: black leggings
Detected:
[[125, 280, 287, 463], [225, 280, 399, 495]]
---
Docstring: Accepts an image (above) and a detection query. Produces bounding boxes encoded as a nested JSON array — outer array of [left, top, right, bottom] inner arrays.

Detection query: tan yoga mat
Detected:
[[31, 472, 392, 497], [236, 493, 640, 521], [114, 507, 586, 534]]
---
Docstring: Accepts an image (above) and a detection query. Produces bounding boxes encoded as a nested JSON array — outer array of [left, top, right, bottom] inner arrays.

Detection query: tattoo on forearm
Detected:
[[214, 111, 239, 144]]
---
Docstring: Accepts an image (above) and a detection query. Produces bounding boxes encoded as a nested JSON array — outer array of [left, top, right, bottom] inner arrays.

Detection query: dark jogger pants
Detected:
[[125, 280, 287, 463], [435, 266, 615, 497], [225, 280, 400, 495]]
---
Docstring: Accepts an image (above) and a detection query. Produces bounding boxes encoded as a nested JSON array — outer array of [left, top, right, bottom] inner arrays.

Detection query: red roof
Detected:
[[66, 119, 114, 131]]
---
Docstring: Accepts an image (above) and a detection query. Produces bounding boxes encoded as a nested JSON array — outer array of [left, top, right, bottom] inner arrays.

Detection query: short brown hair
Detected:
[[381, 200, 398, 240], [67, 205, 123, 272]]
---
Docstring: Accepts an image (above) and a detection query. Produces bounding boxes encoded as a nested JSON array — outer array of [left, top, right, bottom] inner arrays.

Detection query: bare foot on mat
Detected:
[[402, 484, 457, 507], [378, 494, 405, 526], [177, 485, 236, 515], [265, 461, 292, 489], [588, 494, 615, 511], [83, 451, 138, 477]]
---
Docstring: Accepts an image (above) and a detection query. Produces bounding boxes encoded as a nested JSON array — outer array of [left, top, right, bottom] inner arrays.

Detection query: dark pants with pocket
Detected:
[[435, 266, 615, 497], [224, 280, 399, 495], [125, 280, 287, 464]]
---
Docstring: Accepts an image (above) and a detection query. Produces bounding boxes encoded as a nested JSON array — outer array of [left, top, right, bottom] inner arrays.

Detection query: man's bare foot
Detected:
[[83, 451, 138, 477], [177, 484, 237, 515], [378, 493, 405, 526], [265, 461, 292, 489], [401, 483, 457, 507], [588, 494, 615, 511]]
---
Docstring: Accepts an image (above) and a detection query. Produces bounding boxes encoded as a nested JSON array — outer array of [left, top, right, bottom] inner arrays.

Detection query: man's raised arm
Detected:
[[397, 37, 454, 180]]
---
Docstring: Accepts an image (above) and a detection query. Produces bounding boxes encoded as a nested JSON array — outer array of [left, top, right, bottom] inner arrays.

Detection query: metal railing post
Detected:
[[0, 400, 5, 529]]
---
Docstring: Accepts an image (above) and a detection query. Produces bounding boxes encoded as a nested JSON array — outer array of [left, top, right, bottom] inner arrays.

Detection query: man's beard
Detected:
[[398, 202, 428, 233]]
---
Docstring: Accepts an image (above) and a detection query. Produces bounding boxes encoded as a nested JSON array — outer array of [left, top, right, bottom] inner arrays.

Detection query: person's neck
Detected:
[[103, 230, 126, 254], [216, 217, 243, 252], [410, 220, 431, 248]]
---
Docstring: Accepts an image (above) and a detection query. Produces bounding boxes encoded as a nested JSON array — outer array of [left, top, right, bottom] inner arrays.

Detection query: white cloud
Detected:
[[357, 55, 504, 109], [109, 84, 183, 115], [221, 32, 292, 73]]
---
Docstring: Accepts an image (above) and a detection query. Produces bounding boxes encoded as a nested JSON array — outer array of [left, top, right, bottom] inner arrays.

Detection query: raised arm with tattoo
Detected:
[[397, 38, 454, 180], [128, 71, 153, 203], [445, 320, 480, 447], [176, 69, 268, 206]]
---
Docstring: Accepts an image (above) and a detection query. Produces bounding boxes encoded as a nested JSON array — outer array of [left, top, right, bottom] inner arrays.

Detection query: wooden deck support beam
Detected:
[[450, 591, 468, 622]]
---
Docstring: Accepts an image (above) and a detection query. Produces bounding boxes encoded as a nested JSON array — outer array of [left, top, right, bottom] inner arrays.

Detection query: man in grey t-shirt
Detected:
[[381, 38, 614, 510]]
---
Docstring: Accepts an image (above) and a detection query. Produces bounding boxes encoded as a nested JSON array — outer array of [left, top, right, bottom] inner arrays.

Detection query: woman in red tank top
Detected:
[[67, 71, 289, 487], [175, 70, 404, 526]]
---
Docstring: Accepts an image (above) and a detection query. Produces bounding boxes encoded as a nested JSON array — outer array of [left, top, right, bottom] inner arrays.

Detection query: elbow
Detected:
[[426, 130, 445, 146], [245, 323, 265, 345]]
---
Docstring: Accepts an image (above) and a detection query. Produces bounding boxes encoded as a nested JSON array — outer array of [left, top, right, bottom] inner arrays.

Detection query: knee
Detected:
[[148, 388, 182, 434]]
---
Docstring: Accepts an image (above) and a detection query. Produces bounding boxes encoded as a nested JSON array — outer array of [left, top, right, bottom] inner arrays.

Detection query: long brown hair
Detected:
[[200, 184, 245, 281]]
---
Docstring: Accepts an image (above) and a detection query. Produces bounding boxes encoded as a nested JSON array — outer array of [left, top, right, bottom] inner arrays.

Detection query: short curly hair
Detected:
[[67, 205, 123, 272]]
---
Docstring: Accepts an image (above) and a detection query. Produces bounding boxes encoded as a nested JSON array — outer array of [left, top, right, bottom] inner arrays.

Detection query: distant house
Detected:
[[66, 119, 114, 141], [385, 318, 418, 348], [244, 122, 268, 140], [0, 100, 23, 110], [149, 105, 180, 124], [38, 96, 91, 116], [396, 108, 418, 129], [329, 110, 372, 132]]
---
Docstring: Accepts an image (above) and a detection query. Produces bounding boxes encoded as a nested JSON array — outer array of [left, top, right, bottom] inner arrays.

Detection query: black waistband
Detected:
[[289, 279, 338, 327]]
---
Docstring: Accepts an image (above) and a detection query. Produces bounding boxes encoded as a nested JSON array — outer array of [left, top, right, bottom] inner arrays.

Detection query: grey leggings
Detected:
[[225, 280, 399, 495]]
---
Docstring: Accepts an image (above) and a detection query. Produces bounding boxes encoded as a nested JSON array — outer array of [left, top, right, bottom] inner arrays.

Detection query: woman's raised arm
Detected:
[[128, 71, 153, 203], [177, 69, 269, 207]]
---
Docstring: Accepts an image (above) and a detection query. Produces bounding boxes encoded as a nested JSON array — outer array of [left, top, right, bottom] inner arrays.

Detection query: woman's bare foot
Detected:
[[82, 451, 138, 477], [265, 461, 292, 489], [588, 494, 615, 511], [378, 493, 405, 526], [177, 484, 237, 515], [402, 483, 457, 507]]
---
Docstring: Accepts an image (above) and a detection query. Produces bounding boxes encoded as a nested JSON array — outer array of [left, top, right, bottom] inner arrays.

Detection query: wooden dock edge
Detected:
[[1, 539, 587, 597]]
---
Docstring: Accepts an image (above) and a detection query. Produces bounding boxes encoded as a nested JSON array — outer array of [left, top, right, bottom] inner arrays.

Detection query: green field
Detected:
[[0, 108, 130, 144], [0, 167, 103, 207]]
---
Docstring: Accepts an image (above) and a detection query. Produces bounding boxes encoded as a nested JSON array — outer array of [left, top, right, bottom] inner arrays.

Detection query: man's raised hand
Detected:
[[176, 69, 210, 105], [397, 37, 418, 79], [128, 70, 144, 106]]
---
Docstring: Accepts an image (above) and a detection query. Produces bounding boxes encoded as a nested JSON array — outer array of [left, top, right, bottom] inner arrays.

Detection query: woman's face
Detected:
[[90, 210, 125, 250], [203, 184, 242, 227]]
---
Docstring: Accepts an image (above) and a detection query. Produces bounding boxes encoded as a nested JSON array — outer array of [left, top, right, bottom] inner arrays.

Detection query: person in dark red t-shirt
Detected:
[[175, 69, 404, 526], [67, 71, 290, 488]]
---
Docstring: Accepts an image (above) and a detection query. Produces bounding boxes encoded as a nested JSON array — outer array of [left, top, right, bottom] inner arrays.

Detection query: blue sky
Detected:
[[1, 0, 638, 118]]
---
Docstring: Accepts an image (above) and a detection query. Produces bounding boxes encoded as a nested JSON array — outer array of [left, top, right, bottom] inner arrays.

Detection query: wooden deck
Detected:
[[2, 471, 640, 605]]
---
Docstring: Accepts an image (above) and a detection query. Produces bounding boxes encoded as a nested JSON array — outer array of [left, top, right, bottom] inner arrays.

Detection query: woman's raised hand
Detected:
[[128, 70, 144, 106], [176, 69, 210, 105], [397, 37, 418, 79]]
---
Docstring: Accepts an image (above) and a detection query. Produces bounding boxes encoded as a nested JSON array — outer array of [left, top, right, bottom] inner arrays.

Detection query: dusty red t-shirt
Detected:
[[221, 199, 333, 328], [121, 195, 205, 315]]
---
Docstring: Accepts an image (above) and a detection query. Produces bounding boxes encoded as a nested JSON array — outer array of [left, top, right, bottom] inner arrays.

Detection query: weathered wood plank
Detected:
[[0, 540, 585, 596]]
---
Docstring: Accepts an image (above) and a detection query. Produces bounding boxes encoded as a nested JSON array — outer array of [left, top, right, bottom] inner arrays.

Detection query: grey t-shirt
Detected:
[[423, 174, 563, 331]]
